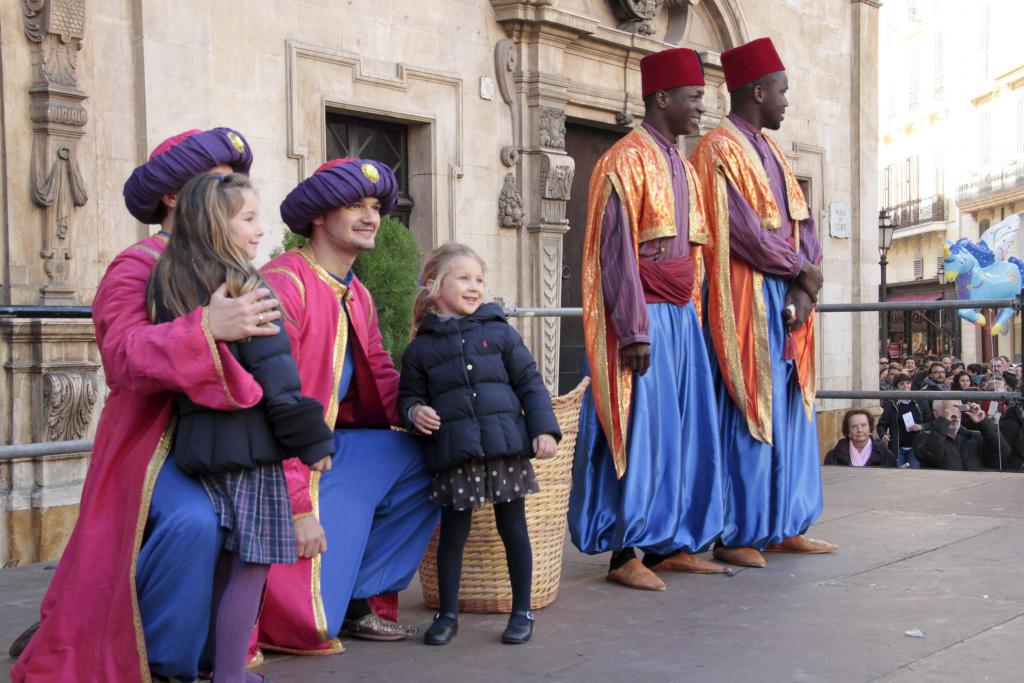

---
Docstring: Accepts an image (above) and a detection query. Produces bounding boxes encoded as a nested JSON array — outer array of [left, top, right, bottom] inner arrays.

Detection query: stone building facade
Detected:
[[0, 0, 881, 565]]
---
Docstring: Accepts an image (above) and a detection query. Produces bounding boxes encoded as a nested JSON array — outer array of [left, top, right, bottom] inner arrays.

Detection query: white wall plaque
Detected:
[[829, 202, 851, 238]]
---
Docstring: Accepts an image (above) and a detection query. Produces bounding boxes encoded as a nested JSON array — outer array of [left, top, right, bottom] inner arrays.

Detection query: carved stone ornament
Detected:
[[540, 154, 575, 201], [23, 0, 90, 304], [613, 0, 666, 35], [540, 240, 561, 391], [501, 145, 520, 168], [498, 173, 525, 228], [537, 107, 566, 150], [43, 372, 98, 441]]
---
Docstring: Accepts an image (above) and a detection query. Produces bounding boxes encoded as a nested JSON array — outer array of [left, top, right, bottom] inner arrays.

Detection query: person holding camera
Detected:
[[877, 373, 931, 468], [913, 400, 1008, 471]]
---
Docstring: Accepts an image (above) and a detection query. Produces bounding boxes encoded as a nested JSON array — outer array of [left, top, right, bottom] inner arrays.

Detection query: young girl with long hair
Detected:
[[399, 242, 561, 645], [148, 172, 334, 683]]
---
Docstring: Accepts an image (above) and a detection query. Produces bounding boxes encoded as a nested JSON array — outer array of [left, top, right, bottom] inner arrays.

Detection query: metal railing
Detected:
[[505, 296, 1024, 404], [958, 164, 1024, 204], [883, 195, 948, 230], [0, 440, 92, 461], [0, 306, 92, 318], [2, 296, 1022, 461]]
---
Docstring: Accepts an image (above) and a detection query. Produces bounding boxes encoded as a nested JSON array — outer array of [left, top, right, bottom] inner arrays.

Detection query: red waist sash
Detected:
[[639, 255, 695, 306]]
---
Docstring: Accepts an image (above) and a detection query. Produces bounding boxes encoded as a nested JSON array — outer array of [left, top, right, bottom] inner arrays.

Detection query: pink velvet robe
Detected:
[[12, 236, 263, 683]]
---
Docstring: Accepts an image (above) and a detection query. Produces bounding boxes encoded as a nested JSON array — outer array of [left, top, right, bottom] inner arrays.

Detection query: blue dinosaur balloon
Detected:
[[943, 227, 1024, 335]]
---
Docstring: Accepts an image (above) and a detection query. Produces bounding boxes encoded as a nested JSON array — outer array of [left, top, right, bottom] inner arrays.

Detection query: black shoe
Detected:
[[424, 612, 459, 645], [501, 610, 534, 644], [8, 621, 39, 659]]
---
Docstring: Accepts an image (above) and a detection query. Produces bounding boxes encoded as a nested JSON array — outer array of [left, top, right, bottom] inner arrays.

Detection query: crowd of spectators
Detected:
[[826, 354, 1024, 473]]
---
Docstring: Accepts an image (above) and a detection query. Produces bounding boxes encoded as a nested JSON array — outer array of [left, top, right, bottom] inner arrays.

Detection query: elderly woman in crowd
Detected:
[[824, 408, 897, 467]]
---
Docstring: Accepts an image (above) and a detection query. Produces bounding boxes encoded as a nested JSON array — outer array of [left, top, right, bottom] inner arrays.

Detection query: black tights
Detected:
[[437, 498, 532, 618]]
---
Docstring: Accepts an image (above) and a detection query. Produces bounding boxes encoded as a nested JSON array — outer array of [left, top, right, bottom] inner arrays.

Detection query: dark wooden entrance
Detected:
[[560, 122, 627, 394]]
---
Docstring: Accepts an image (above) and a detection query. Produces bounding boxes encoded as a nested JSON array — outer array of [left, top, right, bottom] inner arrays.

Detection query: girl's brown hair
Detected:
[[147, 172, 264, 321], [411, 242, 486, 335]]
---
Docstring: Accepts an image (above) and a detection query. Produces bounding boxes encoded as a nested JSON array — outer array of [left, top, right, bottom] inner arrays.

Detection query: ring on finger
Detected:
[[258, 312, 264, 323]]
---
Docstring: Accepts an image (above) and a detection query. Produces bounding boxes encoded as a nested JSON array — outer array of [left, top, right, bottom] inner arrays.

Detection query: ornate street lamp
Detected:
[[879, 209, 895, 356]]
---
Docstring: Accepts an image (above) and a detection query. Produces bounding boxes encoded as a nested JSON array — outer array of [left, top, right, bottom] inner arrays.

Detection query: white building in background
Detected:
[[880, 0, 1024, 363]]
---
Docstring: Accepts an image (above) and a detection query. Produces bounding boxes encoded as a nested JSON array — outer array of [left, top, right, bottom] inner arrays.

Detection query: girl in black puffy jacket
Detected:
[[147, 172, 333, 683], [399, 243, 561, 647]]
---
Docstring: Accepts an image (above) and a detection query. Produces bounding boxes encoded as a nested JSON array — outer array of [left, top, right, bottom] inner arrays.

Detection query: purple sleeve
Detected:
[[600, 189, 649, 348], [799, 211, 823, 266], [726, 180, 803, 279]]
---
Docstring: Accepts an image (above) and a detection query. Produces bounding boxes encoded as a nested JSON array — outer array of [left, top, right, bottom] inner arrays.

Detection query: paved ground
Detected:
[[3, 467, 1024, 682]]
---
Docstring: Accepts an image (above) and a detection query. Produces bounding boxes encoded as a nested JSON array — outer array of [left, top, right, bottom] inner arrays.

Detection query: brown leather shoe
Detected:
[[606, 558, 666, 591], [8, 621, 39, 659], [649, 552, 733, 575], [341, 614, 418, 641], [765, 535, 838, 554], [712, 546, 766, 568]]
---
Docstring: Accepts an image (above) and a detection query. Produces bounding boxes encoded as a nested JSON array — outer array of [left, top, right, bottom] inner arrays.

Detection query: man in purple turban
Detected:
[[258, 158, 438, 653], [12, 128, 281, 683]]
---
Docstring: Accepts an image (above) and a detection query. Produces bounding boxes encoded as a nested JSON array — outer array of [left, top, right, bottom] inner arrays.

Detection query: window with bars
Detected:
[[325, 112, 413, 225], [936, 255, 944, 278], [914, 257, 924, 280]]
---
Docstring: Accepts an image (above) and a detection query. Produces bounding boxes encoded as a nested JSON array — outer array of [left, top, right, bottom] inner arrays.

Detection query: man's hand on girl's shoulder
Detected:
[[207, 283, 281, 341]]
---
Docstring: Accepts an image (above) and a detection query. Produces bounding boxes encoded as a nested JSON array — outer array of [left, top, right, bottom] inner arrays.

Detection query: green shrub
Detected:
[[352, 217, 421, 361], [272, 217, 421, 361]]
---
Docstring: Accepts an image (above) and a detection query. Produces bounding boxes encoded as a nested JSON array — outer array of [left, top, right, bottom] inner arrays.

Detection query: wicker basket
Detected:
[[418, 377, 590, 613]]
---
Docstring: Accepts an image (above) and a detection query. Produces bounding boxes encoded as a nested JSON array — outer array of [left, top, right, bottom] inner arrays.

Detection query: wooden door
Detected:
[[560, 123, 626, 394]]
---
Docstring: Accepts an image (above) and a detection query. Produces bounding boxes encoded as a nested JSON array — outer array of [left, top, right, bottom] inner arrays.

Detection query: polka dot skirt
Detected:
[[429, 456, 539, 511]]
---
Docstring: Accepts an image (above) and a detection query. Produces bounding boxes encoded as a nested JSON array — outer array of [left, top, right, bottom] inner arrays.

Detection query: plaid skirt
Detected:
[[201, 463, 296, 565]]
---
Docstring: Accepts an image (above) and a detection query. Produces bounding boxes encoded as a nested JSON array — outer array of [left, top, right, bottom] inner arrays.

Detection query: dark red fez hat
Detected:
[[721, 37, 786, 92], [280, 158, 399, 236], [640, 48, 704, 98]]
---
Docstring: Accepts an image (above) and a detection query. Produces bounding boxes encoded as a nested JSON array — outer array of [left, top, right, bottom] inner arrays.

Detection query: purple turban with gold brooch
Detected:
[[123, 127, 253, 224], [280, 158, 399, 236]]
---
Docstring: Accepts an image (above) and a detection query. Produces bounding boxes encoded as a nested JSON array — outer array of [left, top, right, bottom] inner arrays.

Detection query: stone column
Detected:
[[850, 0, 882, 392], [22, 0, 91, 304], [492, 2, 594, 391]]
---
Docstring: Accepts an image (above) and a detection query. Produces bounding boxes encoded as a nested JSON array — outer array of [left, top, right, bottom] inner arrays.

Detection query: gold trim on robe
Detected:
[[129, 417, 178, 683], [581, 127, 703, 478], [691, 120, 817, 445], [275, 249, 349, 653]]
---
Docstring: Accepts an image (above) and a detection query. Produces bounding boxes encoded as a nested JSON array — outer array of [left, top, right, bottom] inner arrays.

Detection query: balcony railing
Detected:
[[883, 195, 948, 230], [958, 164, 1024, 204]]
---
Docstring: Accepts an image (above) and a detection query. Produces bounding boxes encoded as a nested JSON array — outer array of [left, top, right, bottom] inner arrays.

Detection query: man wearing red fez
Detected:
[[257, 158, 438, 652], [567, 47, 728, 592], [691, 37, 836, 569], [12, 128, 282, 683]]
